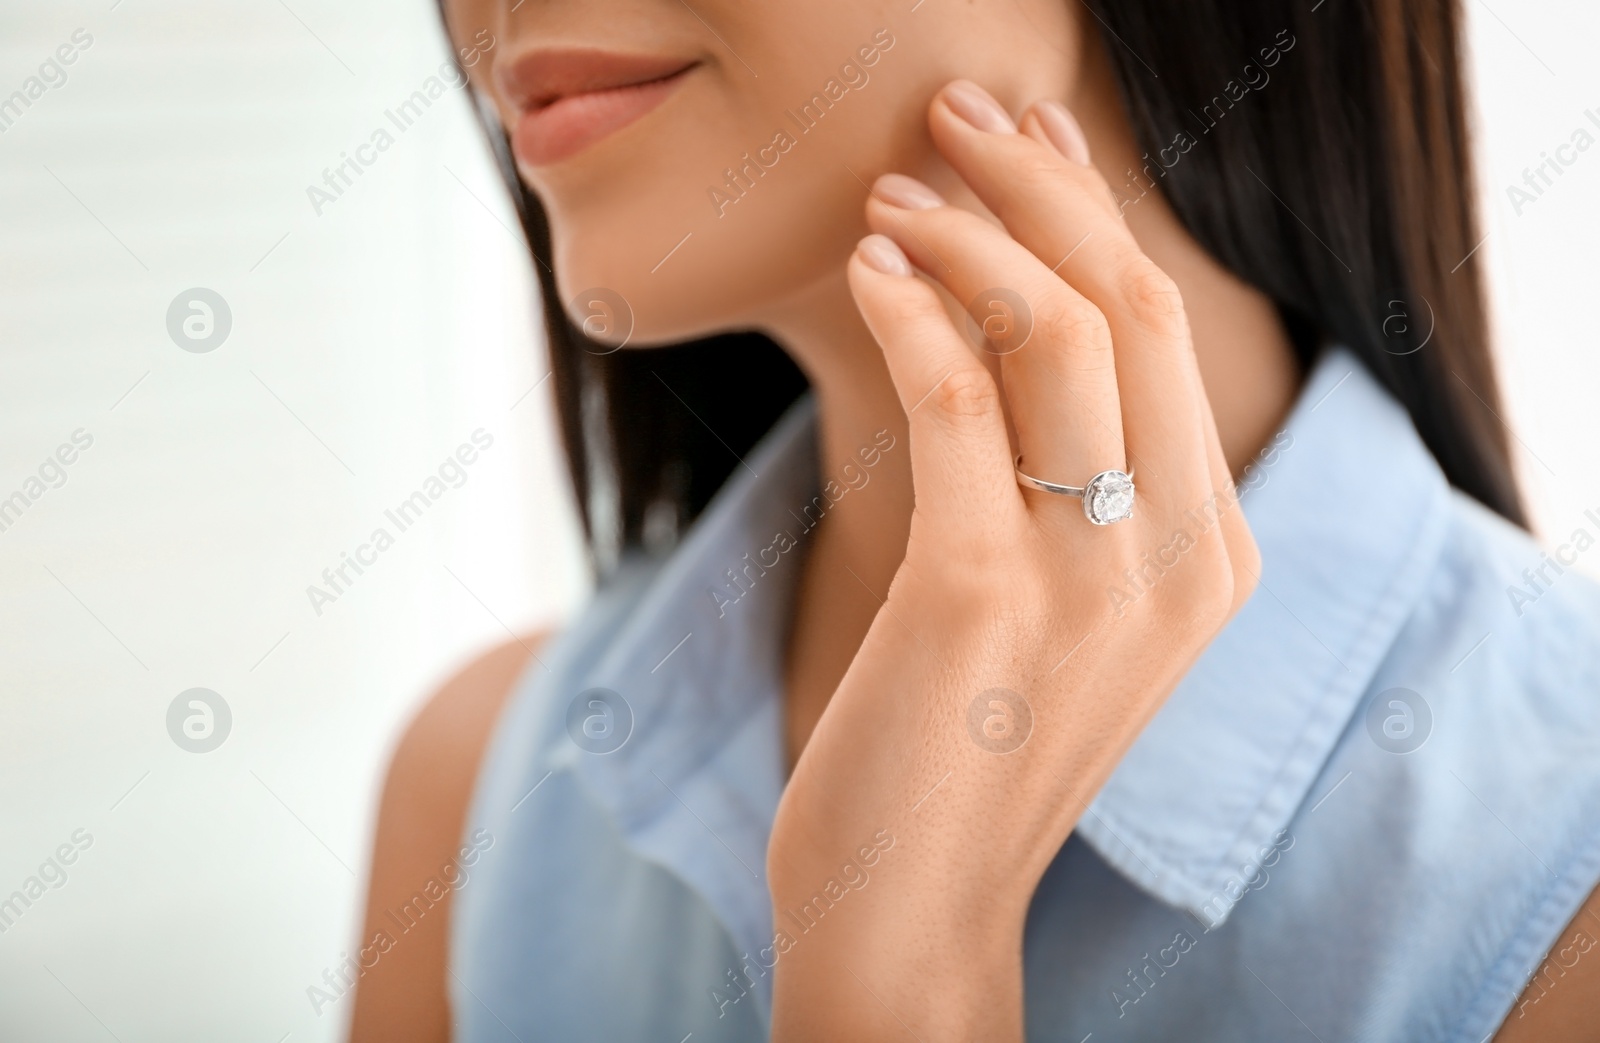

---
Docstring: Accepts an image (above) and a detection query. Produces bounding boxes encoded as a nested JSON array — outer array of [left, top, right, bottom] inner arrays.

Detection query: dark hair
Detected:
[[1083, 0, 1523, 528], [451, 0, 1523, 565]]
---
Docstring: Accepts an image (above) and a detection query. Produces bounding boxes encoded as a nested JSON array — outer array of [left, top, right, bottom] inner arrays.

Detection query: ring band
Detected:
[[1014, 456, 1136, 525]]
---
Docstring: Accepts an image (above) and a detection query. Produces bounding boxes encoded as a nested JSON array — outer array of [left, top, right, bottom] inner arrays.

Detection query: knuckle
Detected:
[[1117, 259, 1187, 335], [931, 365, 1001, 420], [899, 535, 1018, 601], [994, 566, 1056, 622], [1034, 294, 1111, 355], [1090, 554, 1138, 604], [1159, 543, 1235, 632]]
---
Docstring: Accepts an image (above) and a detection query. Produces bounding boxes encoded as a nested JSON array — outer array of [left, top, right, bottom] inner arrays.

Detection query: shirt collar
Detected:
[[554, 347, 1455, 971], [1075, 348, 1453, 925]]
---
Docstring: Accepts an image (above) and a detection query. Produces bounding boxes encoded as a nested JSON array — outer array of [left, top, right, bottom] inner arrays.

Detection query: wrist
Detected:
[[769, 883, 1025, 1041], [767, 822, 1028, 1040]]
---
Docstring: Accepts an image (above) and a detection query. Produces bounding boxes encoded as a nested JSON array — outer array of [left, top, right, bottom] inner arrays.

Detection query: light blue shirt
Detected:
[[452, 350, 1600, 1041]]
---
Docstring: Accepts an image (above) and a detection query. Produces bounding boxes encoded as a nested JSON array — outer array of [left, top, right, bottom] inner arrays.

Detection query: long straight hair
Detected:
[[449, 0, 1524, 566]]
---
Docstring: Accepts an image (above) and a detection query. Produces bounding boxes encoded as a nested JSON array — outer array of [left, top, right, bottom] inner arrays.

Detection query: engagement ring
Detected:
[[1013, 457, 1136, 525]]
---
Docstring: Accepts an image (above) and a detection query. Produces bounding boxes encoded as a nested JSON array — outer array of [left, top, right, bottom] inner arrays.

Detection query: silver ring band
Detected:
[[1014, 457, 1136, 525]]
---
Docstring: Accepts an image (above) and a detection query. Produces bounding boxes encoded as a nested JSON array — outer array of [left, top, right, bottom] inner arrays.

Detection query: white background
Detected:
[[0, 1, 1595, 1040]]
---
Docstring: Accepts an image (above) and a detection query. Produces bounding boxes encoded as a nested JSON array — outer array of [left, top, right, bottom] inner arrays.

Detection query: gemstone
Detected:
[[1084, 470, 1135, 525]]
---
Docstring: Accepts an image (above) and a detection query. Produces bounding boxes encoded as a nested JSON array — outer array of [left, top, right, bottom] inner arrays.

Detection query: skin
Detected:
[[352, 0, 1600, 1038], [350, 637, 535, 1041]]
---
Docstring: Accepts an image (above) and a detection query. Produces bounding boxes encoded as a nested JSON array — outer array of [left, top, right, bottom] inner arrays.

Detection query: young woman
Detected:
[[352, 0, 1600, 1039]]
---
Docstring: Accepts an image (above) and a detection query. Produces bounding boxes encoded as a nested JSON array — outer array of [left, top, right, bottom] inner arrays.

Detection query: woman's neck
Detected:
[[761, 57, 1301, 772]]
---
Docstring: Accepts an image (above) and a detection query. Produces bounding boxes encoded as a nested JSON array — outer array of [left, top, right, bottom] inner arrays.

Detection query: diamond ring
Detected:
[[1013, 457, 1135, 525]]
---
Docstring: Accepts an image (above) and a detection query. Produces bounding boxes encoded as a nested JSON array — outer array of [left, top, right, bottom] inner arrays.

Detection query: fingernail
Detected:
[[942, 80, 1016, 134], [1035, 100, 1091, 165], [857, 234, 913, 276], [872, 173, 945, 210]]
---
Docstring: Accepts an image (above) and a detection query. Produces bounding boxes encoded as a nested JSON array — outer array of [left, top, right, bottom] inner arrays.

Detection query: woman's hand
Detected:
[[767, 80, 1260, 1040]]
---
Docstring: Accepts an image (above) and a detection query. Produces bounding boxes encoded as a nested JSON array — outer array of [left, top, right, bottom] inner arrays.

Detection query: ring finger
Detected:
[[865, 178, 1128, 526]]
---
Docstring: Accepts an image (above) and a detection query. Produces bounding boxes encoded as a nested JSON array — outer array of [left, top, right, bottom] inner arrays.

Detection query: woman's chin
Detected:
[[547, 252, 765, 347]]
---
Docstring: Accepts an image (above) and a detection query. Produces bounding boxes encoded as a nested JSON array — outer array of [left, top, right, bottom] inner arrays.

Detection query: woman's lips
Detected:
[[502, 51, 697, 167]]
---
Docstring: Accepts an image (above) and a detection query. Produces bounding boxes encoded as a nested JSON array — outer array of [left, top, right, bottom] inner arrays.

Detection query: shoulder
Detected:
[[388, 635, 544, 786], [374, 631, 546, 874], [349, 634, 545, 1042], [374, 634, 545, 839]]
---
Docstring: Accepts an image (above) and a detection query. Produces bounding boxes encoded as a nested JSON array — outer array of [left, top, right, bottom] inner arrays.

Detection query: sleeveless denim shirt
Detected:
[[451, 350, 1600, 1042]]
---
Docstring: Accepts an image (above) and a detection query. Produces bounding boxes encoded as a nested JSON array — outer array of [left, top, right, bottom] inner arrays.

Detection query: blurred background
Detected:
[[0, 0, 1596, 1039]]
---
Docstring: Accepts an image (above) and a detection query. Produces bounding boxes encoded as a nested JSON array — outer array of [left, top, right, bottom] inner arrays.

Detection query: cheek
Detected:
[[542, 56, 926, 342], [551, 166, 871, 344], [527, 2, 1078, 345], [444, 0, 500, 78]]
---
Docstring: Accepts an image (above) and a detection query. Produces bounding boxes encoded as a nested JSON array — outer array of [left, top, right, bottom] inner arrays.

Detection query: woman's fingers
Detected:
[[1016, 95, 1255, 589], [863, 179, 1128, 526], [855, 78, 1250, 587], [846, 235, 1021, 531], [933, 81, 1256, 610], [927, 82, 1213, 518]]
